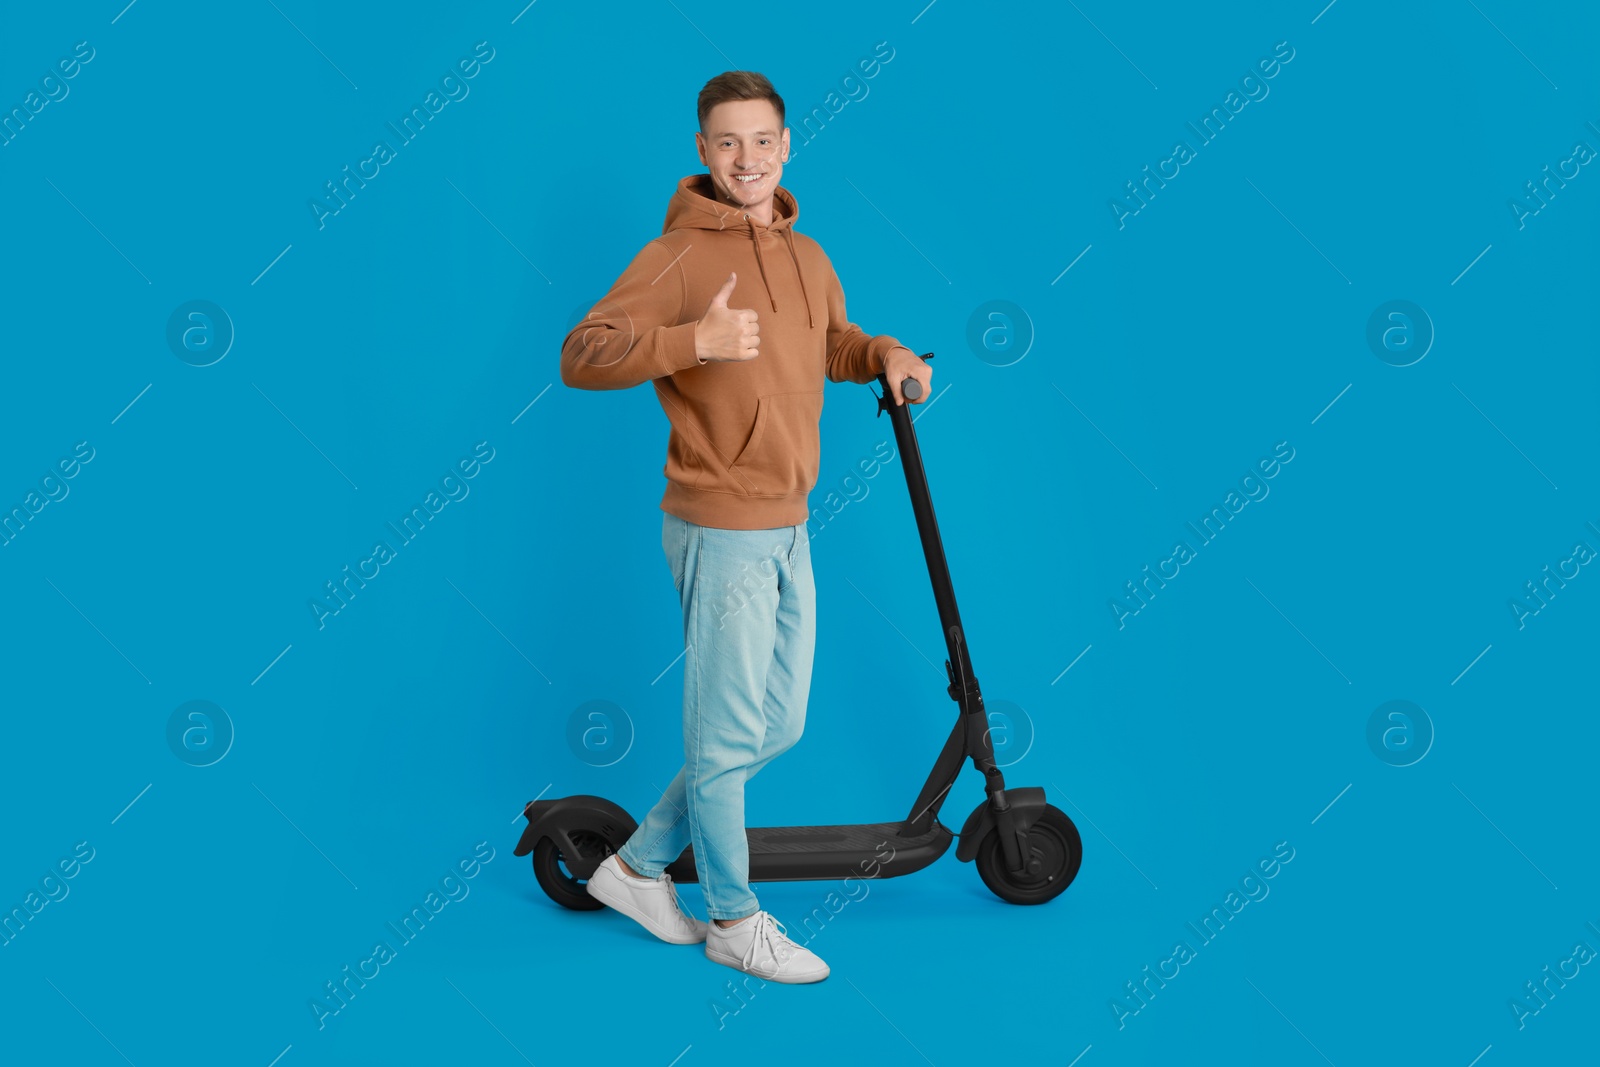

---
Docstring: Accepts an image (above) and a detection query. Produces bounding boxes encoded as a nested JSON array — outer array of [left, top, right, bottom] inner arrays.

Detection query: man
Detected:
[[559, 70, 931, 984]]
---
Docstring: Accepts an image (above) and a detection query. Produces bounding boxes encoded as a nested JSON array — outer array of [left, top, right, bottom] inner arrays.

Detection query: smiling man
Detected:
[[560, 70, 930, 984]]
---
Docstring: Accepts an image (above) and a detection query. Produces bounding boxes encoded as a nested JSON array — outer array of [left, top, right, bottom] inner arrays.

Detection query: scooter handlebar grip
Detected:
[[901, 377, 923, 401]]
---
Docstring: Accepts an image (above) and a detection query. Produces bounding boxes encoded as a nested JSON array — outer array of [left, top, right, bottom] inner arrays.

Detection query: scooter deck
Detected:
[[662, 818, 953, 884]]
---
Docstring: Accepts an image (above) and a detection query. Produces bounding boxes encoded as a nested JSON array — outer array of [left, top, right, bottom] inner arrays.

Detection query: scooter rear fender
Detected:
[[513, 794, 637, 879]]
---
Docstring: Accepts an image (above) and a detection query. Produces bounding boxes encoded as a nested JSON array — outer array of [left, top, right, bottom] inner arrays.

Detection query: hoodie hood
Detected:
[[662, 174, 815, 328]]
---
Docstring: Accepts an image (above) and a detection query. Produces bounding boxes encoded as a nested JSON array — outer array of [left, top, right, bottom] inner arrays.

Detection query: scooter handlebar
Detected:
[[874, 352, 933, 419]]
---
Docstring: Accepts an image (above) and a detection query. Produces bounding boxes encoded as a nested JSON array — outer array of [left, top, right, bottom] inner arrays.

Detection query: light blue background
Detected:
[[1, 1, 1595, 1065]]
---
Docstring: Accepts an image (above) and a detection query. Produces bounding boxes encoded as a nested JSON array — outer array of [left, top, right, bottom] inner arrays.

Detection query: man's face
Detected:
[[695, 99, 790, 219]]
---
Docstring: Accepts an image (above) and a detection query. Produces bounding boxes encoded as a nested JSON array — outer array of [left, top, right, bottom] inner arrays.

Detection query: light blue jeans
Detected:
[[617, 511, 815, 920]]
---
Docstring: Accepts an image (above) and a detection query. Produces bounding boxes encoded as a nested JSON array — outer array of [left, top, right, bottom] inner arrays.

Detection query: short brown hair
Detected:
[[697, 71, 785, 133]]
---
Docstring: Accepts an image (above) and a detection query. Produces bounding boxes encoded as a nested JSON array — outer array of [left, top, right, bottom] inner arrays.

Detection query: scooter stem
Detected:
[[876, 353, 970, 679], [876, 355, 1019, 868]]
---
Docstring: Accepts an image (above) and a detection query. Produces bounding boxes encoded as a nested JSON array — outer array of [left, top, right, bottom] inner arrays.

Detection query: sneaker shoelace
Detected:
[[740, 911, 799, 972]]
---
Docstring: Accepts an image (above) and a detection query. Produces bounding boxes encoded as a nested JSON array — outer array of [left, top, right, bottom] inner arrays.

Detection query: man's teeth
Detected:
[[735, 174, 763, 182]]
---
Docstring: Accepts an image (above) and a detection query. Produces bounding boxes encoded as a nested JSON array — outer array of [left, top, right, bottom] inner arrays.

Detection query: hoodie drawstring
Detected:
[[743, 216, 815, 330], [782, 227, 815, 330], [747, 224, 777, 315]]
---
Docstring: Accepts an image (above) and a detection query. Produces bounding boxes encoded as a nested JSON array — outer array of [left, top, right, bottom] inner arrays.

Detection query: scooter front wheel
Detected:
[[975, 804, 1083, 905], [533, 832, 612, 911]]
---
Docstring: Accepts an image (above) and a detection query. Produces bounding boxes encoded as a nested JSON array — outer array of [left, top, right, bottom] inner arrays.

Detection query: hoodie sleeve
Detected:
[[561, 238, 705, 390], [822, 256, 905, 385]]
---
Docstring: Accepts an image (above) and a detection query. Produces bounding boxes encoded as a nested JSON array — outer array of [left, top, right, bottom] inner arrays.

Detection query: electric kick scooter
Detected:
[[516, 353, 1084, 906]]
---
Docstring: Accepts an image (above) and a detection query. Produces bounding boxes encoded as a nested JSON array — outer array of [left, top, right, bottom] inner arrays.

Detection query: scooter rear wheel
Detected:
[[975, 804, 1082, 905], [533, 832, 612, 911]]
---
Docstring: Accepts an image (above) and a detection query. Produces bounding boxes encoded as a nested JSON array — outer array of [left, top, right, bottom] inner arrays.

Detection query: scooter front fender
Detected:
[[955, 786, 1047, 863]]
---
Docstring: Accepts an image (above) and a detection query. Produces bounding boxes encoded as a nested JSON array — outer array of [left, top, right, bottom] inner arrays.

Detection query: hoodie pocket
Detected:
[[728, 391, 823, 497]]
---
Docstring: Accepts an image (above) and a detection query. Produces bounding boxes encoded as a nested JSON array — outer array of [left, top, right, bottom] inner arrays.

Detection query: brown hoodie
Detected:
[[560, 174, 905, 530]]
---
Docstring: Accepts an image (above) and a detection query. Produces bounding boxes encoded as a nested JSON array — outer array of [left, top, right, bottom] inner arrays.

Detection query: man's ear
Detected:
[[781, 127, 790, 162], [694, 130, 707, 166]]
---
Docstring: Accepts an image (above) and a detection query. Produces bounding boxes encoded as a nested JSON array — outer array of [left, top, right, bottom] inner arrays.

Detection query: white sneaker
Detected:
[[585, 854, 709, 944], [705, 910, 830, 983]]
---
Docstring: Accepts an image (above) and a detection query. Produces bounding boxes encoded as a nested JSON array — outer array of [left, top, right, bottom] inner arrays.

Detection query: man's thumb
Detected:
[[709, 272, 736, 309]]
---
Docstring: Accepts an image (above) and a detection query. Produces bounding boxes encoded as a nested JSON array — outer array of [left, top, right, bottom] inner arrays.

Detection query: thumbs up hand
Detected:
[[694, 273, 760, 364]]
